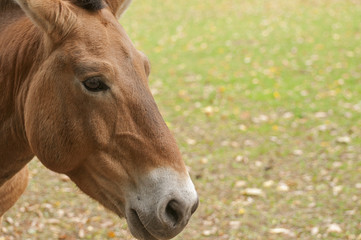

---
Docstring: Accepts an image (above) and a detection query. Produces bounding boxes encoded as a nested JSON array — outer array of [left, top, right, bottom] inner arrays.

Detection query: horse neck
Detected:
[[0, 15, 44, 175], [1, 16, 45, 116]]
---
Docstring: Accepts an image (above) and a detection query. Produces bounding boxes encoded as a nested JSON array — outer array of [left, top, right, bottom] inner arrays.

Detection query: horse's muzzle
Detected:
[[125, 168, 199, 240]]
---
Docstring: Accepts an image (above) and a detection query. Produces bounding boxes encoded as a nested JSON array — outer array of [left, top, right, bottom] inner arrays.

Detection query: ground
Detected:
[[2, 0, 361, 239]]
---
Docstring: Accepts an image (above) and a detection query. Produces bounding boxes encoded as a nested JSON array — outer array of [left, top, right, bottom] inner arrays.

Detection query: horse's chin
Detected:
[[100, 196, 159, 239], [125, 208, 160, 240]]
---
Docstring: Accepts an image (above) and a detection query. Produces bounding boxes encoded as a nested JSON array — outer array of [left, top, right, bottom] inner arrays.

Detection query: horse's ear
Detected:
[[14, 0, 75, 41], [105, 0, 132, 19]]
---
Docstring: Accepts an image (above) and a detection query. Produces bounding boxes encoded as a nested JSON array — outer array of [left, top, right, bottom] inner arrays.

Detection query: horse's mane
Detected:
[[72, 0, 105, 11], [0, 0, 19, 12]]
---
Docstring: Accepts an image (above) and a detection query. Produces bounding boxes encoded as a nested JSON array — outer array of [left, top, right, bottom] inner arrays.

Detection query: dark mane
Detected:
[[72, 0, 105, 11], [0, 0, 20, 12]]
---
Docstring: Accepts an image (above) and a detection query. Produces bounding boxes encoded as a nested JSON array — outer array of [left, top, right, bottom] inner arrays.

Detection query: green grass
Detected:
[[2, 0, 361, 239]]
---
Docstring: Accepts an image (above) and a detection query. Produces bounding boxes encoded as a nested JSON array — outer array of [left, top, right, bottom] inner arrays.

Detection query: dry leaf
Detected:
[[270, 228, 295, 237], [107, 231, 116, 238], [336, 136, 351, 144], [242, 188, 264, 197], [327, 223, 342, 233], [277, 183, 290, 192], [263, 180, 274, 188]]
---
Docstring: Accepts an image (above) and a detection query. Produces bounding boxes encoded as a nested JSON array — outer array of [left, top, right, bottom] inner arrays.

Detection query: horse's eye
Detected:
[[83, 77, 109, 92]]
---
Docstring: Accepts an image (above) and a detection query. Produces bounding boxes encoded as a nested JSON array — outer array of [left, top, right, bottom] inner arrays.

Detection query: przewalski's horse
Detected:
[[0, 0, 198, 239]]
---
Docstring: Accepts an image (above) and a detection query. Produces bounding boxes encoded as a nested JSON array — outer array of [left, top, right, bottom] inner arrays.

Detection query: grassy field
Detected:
[[2, 0, 361, 239]]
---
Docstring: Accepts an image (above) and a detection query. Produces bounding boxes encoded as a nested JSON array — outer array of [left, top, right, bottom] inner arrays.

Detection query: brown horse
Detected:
[[0, 0, 198, 239]]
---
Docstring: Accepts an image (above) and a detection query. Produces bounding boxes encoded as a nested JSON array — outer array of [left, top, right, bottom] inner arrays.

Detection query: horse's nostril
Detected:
[[165, 200, 181, 227], [191, 197, 199, 214], [160, 196, 198, 230]]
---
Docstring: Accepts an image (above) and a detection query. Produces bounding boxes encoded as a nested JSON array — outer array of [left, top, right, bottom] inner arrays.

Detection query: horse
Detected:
[[0, 0, 198, 239]]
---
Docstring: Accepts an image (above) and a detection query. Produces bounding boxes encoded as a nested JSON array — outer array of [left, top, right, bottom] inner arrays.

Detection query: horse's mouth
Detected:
[[127, 209, 160, 240], [97, 190, 158, 239]]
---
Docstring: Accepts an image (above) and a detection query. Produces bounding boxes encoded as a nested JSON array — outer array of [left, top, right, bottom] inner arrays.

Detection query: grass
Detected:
[[2, 0, 361, 239]]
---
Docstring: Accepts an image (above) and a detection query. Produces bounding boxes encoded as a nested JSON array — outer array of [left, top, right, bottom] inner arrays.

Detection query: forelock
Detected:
[[72, 0, 105, 11]]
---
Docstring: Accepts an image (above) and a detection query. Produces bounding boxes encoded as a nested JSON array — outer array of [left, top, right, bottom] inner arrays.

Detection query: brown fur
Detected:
[[0, 167, 28, 217], [0, 0, 186, 231]]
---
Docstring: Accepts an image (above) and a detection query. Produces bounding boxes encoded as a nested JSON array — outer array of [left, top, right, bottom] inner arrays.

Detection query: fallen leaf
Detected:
[[200, 158, 208, 164], [229, 221, 241, 229], [242, 188, 264, 197], [263, 180, 274, 188], [107, 231, 116, 238], [311, 226, 319, 235], [269, 228, 295, 237], [203, 106, 214, 116], [293, 149, 303, 156], [235, 180, 247, 188], [202, 227, 217, 236], [327, 223, 342, 233], [239, 124, 247, 131], [332, 185, 343, 196], [336, 136, 351, 144], [277, 182, 290, 192], [78, 229, 85, 238], [314, 112, 327, 118]]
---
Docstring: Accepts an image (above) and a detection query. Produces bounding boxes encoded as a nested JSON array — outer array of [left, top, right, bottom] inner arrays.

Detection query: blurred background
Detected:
[[2, 0, 361, 239]]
